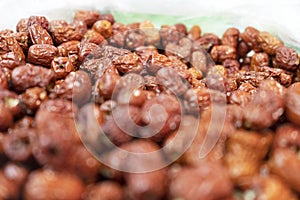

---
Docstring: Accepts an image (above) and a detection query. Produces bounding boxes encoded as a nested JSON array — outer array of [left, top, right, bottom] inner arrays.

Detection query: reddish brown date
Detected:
[[11, 64, 56, 92], [28, 44, 58, 67]]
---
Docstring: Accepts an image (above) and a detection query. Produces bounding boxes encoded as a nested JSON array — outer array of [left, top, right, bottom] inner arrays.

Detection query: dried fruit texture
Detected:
[[16, 18, 29, 32], [28, 16, 50, 31], [24, 169, 85, 200], [109, 22, 129, 47], [210, 45, 237, 63], [51, 57, 75, 79], [82, 30, 106, 45], [165, 37, 192, 62], [0, 35, 26, 69], [11, 64, 56, 92], [50, 23, 83, 45], [221, 27, 240, 48], [57, 40, 80, 57], [93, 20, 112, 39], [27, 44, 58, 67], [169, 162, 233, 200], [193, 33, 221, 52], [275, 46, 299, 71], [240, 26, 261, 52], [28, 24, 53, 45], [250, 52, 269, 71], [229, 83, 257, 106], [257, 31, 283, 55], [224, 129, 273, 181], [156, 67, 188, 96]]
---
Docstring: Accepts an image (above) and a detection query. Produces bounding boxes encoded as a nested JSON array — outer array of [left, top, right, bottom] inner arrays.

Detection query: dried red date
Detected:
[[93, 20, 112, 39], [51, 70, 92, 105], [156, 67, 188, 96], [109, 22, 129, 47], [78, 41, 102, 62], [223, 59, 240, 75], [250, 52, 269, 71], [222, 27, 240, 48], [12, 31, 29, 53], [28, 44, 58, 67], [237, 40, 250, 58], [0, 35, 26, 69], [139, 20, 160, 46], [166, 37, 192, 62], [50, 24, 83, 45], [96, 67, 121, 100], [257, 31, 283, 55], [57, 40, 80, 57], [73, 10, 100, 27], [28, 16, 49, 31], [275, 46, 299, 71], [243, 89, 284, 129], [159, 25, 182, 47], [82, 29, 106, 45], [210, 45, 237, 63], [19, 87, 47, 115], [240, 26, 261, 52], [11, 64, 56, 92], [28, 24, 53, 45], [113, 53, 143, 74], [99, 14, 115, 24], [125, 30, 145, 50], [16, 18, 29, 32], [193, 33, 221, 52], [51, 57, 75, 79]]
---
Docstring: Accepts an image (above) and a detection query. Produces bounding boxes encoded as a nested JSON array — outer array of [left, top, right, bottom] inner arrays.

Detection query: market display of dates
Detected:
[[1, 9, 300, 200]]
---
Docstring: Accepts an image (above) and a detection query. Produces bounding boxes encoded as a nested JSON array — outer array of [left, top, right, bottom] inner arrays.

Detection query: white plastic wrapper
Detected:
[[0, 0, 299, 49]]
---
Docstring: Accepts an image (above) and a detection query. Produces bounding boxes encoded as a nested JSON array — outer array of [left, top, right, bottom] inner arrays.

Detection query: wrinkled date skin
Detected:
[[0, 35, 26, 69], [11, 64, 56, 92], [28, 24, 53, 45], [275, 46, 299, 71], [27, 44, 58, 67]]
